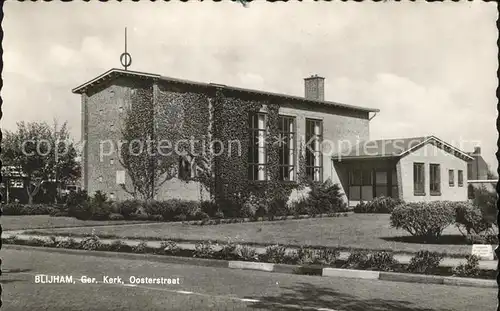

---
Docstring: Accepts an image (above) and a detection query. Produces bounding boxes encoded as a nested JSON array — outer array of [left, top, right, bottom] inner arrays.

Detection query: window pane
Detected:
[[376, 171, 388, 185], [349, 186, 361, 201], [362, 170, 372, 185]]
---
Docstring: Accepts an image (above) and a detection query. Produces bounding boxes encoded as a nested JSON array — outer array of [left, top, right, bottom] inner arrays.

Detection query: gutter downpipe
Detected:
[[369, 112, 378, 121]]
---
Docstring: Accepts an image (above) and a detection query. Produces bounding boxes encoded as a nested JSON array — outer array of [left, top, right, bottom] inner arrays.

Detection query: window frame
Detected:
[[448, 169, 455, 187], [458, 170, 464, 187], [429, 163, 441, 196], [413, 162, 425, 196], [305, 118, 323, 182], [248, 112, 268, 181], [278, 115, 297, 182]]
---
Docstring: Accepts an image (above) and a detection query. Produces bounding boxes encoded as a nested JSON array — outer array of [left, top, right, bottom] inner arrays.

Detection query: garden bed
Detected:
[[20, 214, 478, 257], [3, 234, 495, 280]]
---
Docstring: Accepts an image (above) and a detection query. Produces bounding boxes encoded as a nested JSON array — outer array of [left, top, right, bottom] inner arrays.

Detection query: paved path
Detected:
[[1, 247, 496, 311], [4, 231, 497, 270]]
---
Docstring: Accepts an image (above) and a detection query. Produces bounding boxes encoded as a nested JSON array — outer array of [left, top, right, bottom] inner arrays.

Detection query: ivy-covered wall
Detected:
[[82, 74, 370, 208]]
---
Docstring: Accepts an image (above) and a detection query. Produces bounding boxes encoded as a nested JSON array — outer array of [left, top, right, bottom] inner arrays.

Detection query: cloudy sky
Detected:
[[3, 2, 498, 169]]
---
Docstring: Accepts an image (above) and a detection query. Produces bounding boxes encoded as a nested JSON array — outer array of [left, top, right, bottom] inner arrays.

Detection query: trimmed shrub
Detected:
[[354, 196, 404, 214], [454, 201, 494, 242], [109, 213, 125, 221], [132, 241, 148, 253], [263, 244, 288, 264], [159, 240, 180, 255], [365, 251, 398, 272], [291, 246, 315, 265], [2, 203, 56, 215], [343, 250, 370, 269], [390, 201, 455, 241], [452, 255, 480, 277], [237, 245, 259, 261], [109, 240, 128, 252], [56, 238, 79, 249], [43, 236, 58, 247], [193, 241, 216, 258], [407, 251, 444, 274], [80, 234, 102, 251], [218, 242, 239, 260], [472, 186, 497, 226], [26, 237, 46, 246], [312, 248, 340, 266]]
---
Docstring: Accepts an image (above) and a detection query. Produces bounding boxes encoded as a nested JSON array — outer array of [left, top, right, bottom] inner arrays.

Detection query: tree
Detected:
[[118, 89, 179, 200], [2, 121, 80, 204]]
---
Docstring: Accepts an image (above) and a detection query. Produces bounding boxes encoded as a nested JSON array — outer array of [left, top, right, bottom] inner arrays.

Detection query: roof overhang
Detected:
[[331, 135, 474, 162], [72, 68, 380, 113], [72, 68, 161, 94], [398, 136, 474, 161]]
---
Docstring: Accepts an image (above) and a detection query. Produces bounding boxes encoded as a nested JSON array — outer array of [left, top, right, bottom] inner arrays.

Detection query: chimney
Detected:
[[304, 74, 325, 101], [474, 146, 481, 155]]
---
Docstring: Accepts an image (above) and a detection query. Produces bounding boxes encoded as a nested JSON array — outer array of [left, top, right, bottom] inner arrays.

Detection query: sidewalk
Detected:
[[3, 231, 497, 270]]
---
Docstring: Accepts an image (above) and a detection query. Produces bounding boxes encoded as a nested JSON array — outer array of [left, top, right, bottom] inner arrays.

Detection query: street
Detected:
[[0, 247, 496, 311]]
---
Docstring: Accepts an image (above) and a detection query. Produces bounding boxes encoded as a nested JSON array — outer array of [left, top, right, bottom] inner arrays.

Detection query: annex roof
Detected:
[[72, 68, 379, 113], [333, 135, 474, 161]]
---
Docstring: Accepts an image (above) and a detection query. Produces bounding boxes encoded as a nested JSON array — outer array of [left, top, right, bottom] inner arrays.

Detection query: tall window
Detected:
[[458, 170, 464, 187], [305, 119, 323, 182], [278, 116, 296, 181], [430, 163, 441, 195], [413, 163, 425, 195], [448, 169, 455, 187], [248, 112, 267, 181]]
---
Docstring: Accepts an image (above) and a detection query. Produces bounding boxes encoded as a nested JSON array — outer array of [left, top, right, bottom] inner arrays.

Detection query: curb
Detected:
[[5, 244, 496, 289], [323, 268, 379, 280]]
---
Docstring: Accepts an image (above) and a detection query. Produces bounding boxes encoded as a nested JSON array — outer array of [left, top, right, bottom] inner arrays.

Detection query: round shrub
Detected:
[[454, 201, 493, 240], [365, 251, 398, 271], [343, 250, 370, 269], [453, 255, 481, 277], [407, 251, 444, 274], [390, 201, 455, 241]]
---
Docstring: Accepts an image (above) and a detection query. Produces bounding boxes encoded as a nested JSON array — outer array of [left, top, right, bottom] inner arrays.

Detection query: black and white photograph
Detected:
[[0, 1, 498, 310]]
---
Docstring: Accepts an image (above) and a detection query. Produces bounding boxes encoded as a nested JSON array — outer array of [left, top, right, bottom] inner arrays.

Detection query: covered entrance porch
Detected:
[[333, 158, 400, 207]]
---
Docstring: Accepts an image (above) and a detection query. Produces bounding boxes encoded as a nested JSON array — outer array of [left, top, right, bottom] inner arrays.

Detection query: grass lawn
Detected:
[[1, 215, 149, 231], [21, 214, 475, 256]]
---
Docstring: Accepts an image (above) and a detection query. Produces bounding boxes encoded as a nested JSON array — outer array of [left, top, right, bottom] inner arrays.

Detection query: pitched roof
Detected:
[[72, 68, 379, 113], [333, 135, 474, 161]]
